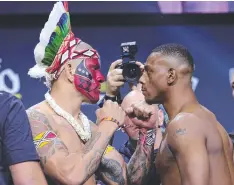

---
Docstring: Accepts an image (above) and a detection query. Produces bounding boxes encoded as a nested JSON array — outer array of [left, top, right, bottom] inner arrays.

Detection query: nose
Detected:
[[96, 71, 105, 83]]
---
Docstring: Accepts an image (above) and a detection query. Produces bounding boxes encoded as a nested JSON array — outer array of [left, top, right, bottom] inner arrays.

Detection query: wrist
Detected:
[[138, 129, 156, 146], [99, 119, 119, 130]]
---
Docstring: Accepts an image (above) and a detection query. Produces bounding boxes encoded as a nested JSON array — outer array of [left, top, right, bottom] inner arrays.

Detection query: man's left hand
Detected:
[[125, 100, 156, 129]]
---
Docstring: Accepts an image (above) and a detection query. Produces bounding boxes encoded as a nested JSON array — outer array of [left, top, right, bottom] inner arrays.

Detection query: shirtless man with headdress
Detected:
[[26, 2, 155, 185]]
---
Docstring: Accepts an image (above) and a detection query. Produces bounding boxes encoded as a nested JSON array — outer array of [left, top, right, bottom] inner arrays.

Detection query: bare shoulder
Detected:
[[26, 101, 56, 134], [27, 101, 48, 118], [167, 113, 204, 137], [167, 113, 205, 149], [26, 102, 68, 164]]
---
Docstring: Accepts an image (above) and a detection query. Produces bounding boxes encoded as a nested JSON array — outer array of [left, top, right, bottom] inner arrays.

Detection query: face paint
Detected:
[[74, 57, 104, 103], [45, 33, 105, 103]]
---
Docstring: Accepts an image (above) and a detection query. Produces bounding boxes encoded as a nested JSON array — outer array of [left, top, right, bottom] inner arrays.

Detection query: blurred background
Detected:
[[0, 1, 234, 148]]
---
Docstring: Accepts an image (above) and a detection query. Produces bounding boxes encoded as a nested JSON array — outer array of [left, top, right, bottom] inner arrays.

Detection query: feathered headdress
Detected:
[[28, 1, 81, 80]]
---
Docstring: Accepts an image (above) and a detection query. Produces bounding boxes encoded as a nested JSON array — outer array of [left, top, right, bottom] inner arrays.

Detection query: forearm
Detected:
[[10, 162, 48, 185], [127, 130, 154, 185], [74, 121, 117, 184], [98, 156, 127, 185]]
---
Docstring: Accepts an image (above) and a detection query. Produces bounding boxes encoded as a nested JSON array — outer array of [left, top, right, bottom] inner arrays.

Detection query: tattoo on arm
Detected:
[[99, 158, 125, 185], [27, 109, 69, 170], [83, 131, 101, 154], [82, 131, 112, 183], [28, 110, 114, 184], [82, 132, 104, 182], [175, 128, 187, 135], [127, 132, 154, 185], [89, 123, 126, 185]]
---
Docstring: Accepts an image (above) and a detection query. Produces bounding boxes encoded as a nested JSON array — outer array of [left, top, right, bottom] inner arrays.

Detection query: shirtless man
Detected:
[[26, 2, 154, 185], [127, 43, 234, 185]]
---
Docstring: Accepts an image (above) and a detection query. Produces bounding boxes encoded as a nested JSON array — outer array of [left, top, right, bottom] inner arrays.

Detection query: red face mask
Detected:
[[45, 32, 104, 103], [74, 56, 105, 103]]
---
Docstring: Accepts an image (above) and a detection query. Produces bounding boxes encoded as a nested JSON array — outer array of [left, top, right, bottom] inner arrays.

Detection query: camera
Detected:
[[115, 41, 141, 83]]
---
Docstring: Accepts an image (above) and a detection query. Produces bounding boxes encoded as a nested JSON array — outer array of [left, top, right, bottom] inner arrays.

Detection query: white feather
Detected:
[[30, 1, 67, 79], [28, 64, 47, 79], [34, 1, 66, 65]]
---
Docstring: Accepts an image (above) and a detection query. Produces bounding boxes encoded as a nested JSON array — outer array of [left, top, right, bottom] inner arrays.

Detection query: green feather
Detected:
[[41, 12, 71, 67]]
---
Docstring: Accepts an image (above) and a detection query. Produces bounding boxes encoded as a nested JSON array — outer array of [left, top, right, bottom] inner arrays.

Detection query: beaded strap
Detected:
[[100, 117, 120, 127], [138, 129, 156, 146]]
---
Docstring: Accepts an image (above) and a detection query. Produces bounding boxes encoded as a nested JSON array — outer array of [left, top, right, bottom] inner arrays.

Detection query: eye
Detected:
[[94, 65, 100, 70], [93, 66, 99, 70]]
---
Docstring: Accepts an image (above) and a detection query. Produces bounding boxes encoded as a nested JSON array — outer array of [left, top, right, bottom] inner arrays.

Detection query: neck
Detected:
[[49, 86, 83, 119], [163, 86, 198, 121]]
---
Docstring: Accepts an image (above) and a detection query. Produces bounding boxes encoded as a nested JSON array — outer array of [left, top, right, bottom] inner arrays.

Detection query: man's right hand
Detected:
[[96, 100, 126, 128], [106, 60, 125, 96]]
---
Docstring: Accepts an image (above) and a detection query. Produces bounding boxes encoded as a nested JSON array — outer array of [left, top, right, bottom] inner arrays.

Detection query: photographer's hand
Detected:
[[106, 60, 125, 97], [136, 61, 144, 71]]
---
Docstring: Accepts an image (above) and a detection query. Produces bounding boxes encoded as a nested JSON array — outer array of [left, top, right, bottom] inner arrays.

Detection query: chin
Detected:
[[145, 97, 161, 105], [82, 95, 99, 105], [86, 98, 99, 104], [145, 97, 154, 105], [90, 99, 99, 104]]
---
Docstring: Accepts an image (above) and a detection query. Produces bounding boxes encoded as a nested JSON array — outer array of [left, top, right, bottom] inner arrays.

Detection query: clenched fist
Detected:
[[125, 100, 157, 129], [96, 100, 126, 129]]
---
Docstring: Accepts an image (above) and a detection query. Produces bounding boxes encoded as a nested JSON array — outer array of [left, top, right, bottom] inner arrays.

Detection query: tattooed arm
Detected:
[[94, 120, 155, 185], [98, 149, 127, 185], [98, 131, 154, 185], [27, 108, 118, 185], [127, 129, 154, 185], [90, 122, 127, 185]]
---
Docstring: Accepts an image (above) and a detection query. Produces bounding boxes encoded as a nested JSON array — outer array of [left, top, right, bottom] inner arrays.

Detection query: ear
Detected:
[[64, 62, 74, 83], [167, 68, 177, 85], [158, 109, 164, 127]]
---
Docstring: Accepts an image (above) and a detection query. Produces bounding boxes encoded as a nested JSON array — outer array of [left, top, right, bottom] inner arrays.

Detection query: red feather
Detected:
[[63, 1, 69, 12]]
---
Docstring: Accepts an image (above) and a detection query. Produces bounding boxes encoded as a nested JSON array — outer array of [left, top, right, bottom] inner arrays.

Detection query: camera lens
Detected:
[[123, 63, 141, 83], [129, 67, 137, 77]]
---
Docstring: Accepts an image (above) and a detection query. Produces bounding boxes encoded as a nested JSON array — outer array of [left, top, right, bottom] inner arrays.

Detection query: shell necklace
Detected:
[[45, 92, 91, 142]]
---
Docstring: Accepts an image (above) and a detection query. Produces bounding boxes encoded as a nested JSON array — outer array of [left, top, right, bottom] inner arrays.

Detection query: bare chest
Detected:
[[156, 136, 182, 185], [156, 135, 176, 172], [52, 116, 87, 152], [155, 134, 182, 185]]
